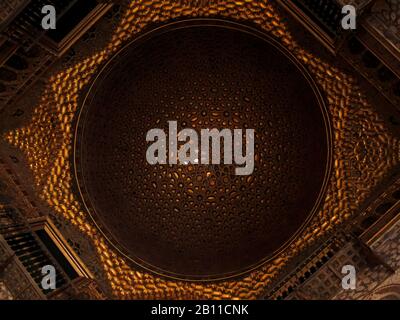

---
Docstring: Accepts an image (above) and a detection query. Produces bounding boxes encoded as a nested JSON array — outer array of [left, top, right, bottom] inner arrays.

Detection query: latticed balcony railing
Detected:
[[0, 0, 111, 110], [0, 233, 45, 299], [0, 206, 105, 299]]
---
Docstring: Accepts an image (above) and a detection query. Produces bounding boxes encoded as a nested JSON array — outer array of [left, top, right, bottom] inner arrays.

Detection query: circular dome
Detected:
[[74, 20, 331, 280]]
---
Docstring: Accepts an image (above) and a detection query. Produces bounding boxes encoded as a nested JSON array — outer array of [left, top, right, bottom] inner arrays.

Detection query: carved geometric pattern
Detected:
[[367, 0, 400, 49], [0, 235, 44, 300], [365, 275, 400, 300], [0, 281, 13, 300], [3, 0, 400, 299], [370, 213, 400, 269], [0, 0, 26, 24], [334, 264, 392, 300]]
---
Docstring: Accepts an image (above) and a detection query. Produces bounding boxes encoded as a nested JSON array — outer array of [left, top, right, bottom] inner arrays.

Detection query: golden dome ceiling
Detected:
[[74, 21, 331, 280], [4, 0, 400, 299]]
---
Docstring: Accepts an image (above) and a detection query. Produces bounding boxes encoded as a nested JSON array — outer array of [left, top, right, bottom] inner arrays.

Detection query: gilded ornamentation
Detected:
[[4, 0, 400, 299]]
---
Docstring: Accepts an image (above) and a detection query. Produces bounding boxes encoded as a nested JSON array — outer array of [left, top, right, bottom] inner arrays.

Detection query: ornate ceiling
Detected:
[[74, 21, 331, 280], [1, 0, 400, 300]]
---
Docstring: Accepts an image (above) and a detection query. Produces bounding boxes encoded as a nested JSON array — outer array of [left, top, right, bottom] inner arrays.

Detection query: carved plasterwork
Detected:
[[0, 0, 27, 26], [0, 281, 13, 300], [367, 0, 400, 50], [365, 273, 400, 299]]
